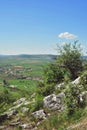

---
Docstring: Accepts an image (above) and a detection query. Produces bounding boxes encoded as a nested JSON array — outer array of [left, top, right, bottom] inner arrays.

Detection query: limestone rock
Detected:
[[32, 109, 47, 120], [72, 77, 80, 85], [13, 97, 26, 106], [19, 122, 36, 129], [43, 92, 65, 111]]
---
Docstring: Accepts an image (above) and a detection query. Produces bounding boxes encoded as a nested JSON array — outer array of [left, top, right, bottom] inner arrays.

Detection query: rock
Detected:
[[32, 109, 47, 120], [13, 98, 26, 106], [79, 91, 87, 102], [19, 122, 35, 129], [43, 92, 65, 111], [19, 124, 32, 129], [9, 98, 35, 111], [0, 110, 18, 122], [10, 122, 20, 126], [3, 109, 18, 119], [21, 107, 29, 113], [9, 85, 17, 89], [31, 93, 36, 98], [72, 77, 80, 85], [55, 83, 64, 89]]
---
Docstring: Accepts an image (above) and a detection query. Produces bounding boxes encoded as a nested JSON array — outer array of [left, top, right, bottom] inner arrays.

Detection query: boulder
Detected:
[[32, 109, 47, 120], [43, 92, 65, 111]]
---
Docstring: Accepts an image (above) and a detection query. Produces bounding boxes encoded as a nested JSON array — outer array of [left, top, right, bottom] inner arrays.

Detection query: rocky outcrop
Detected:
[[9, 98, 35, 111], [32, 109, 47, 120], [43, 92, 65, 111]]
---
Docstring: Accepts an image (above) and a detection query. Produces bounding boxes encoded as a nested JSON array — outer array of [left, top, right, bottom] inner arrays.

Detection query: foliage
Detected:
[[31, 95, 43, 112], [37, 82, 55, 96], [44, 63, 68, 84], [38, 112, 68, 130], [80, 71, 87, 88], [65, 83, 86, 115], [57, 41, 83, 79]]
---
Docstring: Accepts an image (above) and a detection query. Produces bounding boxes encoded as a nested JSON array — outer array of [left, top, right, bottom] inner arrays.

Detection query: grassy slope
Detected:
[[0, 56, 53, 114]]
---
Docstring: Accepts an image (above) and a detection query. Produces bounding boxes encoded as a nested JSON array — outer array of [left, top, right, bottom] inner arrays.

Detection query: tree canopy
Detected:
[[57, 41, 83, 79]]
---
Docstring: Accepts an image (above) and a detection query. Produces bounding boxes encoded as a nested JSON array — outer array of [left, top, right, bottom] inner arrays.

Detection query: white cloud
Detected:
[[58, 32, 77, 39]]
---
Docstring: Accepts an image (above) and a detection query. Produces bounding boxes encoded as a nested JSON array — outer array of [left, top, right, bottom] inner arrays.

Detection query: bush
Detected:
[[57, 41, 83, 79], [44, 63, 68, 84], [65, 83, 86, 115], [32, 95, 43, 112], [37, 83, 55, 96]]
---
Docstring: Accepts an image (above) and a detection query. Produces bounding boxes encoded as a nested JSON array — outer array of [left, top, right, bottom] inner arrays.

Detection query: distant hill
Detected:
[[83, 56, 87, 59], [0, 54, 57, 60], [0, 54, 87, 60], [17, 54, 57, 60]]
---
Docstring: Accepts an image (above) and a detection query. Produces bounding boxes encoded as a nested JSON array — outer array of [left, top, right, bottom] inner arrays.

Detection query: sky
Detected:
[[0, 0, 87, 55]]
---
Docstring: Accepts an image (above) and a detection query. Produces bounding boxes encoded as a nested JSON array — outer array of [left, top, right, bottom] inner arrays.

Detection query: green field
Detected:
[[0, 56, 53, 113]]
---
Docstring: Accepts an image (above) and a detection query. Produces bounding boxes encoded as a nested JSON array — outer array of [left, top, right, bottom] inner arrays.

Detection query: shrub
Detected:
[[57, 41, 83, 79], [44, 63, 67, 84], [37, 83, 55, 96], [32, 95, 43, 112], [65, 83, 86, 115]]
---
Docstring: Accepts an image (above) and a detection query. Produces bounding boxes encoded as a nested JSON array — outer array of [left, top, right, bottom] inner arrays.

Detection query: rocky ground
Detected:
[[0, 76, 87, 130]]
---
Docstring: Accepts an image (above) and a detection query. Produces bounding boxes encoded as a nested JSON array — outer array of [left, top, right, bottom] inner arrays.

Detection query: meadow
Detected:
[[0, 55, 53, 114]]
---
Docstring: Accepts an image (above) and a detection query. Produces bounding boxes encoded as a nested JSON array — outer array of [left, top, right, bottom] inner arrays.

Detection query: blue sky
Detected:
[[0, 0, 87, 55]]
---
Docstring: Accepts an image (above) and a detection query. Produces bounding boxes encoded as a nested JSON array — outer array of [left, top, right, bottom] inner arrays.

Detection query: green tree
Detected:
[[44, 63, 67, 84], [57, 41, 83, 79]]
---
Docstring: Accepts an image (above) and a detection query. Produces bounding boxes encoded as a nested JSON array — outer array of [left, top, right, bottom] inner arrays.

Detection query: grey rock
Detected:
[[43, 92, 65, 111], [13, 97, 26, 106], [55, 83, 64, 89], [79, 91, 87, 102], [4, 109, 18, 119], [9, 85, 17, 89], [19, 123, 36, 129], [9, 98, 33, 111], [72, 77, 80, 85], [10, 122, 20, 126], [32, 109, 47, 120]]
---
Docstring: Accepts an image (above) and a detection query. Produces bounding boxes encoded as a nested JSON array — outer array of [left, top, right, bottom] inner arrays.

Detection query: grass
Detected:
[[0, 57, 52, 114]]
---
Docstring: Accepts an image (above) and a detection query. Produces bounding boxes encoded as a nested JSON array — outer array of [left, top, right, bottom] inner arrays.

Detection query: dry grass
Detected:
[[67, 118, 87, 130]]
